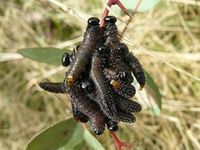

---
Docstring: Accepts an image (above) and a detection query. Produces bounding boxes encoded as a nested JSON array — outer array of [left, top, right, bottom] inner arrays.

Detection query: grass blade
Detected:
[[83, 129, 105, 150]]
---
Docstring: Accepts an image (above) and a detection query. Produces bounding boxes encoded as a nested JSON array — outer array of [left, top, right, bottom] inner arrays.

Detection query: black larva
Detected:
[[65, 17, 102, 87], [104, 16, 145, 89]]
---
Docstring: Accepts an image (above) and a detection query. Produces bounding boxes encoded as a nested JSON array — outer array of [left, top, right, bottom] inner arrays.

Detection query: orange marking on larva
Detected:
[[66, 75, 76, 87], [110, 80, 121, 89]]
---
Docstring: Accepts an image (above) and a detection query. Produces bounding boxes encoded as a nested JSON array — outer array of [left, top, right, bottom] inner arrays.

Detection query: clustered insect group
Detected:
[[39, 16, 145, 135]]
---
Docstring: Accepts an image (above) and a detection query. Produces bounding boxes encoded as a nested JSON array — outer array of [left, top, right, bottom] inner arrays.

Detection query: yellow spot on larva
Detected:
[[66, 75, 76, 87], [110, 80, 121, 89]]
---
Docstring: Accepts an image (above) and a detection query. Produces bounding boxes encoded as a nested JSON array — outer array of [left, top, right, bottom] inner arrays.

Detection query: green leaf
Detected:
[[18, 47, 69, 66], [83, 129, 105, 150], [145, 71, 162, 108], [145, 71, 162, 112], [26, 118, 84, 150], [61, 124, 84, 150], [112, 0, 160, 13]]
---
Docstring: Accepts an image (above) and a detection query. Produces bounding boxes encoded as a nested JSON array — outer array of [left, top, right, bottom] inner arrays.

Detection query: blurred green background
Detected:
[[0, 0, 200, 150]]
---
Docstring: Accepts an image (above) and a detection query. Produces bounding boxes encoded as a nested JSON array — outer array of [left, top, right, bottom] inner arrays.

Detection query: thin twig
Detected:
[[120, 0, 142, 37]]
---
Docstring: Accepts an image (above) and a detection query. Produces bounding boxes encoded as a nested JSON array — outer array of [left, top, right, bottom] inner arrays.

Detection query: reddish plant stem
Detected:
[[100, 0, 130, 27], [110, 131, 133, 150]]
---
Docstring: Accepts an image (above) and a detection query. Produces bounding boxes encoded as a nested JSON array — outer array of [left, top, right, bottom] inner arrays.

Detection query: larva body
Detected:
[[90, 47, 136, 123], [126, 53, 146, 89], [104, 16, 145, 89], [39, 82, 65, 93], [70, 83, 106, 135], [90, 47, 118, 121], [65, 17, 102, 86], [103, 17, 133, 82]]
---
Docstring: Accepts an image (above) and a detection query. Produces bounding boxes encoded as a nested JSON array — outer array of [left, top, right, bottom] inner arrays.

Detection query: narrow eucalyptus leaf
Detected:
[[26, 117, 84, 150], [18, 47, 69, 66]]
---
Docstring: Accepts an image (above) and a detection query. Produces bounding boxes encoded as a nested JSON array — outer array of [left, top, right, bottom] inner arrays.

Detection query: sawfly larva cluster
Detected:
[[39, 16, 145, 135]]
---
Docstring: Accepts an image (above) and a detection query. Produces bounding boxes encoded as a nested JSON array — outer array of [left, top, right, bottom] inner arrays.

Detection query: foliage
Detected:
[[18, 47, 68, 66], [26, 118, 105, 150]]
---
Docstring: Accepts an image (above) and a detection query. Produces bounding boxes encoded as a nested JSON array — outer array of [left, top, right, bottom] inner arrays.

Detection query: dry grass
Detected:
[[0, 0, 200, 150]]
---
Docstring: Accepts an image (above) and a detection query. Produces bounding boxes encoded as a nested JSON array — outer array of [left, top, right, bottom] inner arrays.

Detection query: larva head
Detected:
[[103, 16, 118, 41], [85, 17, 102, 43], [104, 16, 117, 24], [106, 120, 118, 132], [87, 17, 100, 27], [62, 53, 71, 67]]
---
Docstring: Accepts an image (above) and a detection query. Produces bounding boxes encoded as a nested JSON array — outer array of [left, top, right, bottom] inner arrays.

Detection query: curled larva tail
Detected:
[[39, 82, 65, 93], [116, 97, 142, 113], [126, 53, 146, 89], [117, 111, 136, 123]]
